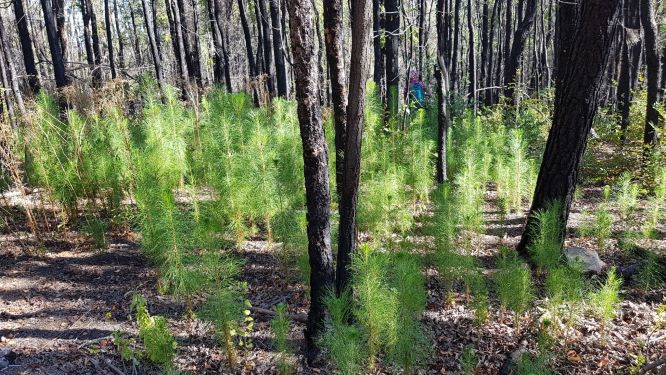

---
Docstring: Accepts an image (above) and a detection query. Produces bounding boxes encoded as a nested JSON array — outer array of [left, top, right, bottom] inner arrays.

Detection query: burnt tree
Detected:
[[13, 0, 40, 93]]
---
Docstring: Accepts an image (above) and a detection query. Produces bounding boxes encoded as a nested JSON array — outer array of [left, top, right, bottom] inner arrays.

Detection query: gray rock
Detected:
[[0, 357, 8, 370], [565, 246, 607, 274]]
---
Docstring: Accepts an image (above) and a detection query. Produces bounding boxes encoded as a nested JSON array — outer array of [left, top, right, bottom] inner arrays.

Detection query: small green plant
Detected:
[[580, 205, 613, 252], [494, 248, 534, 327], [130, 294, 176, 367], [641, 195, 664, 239], [515, 352, 553, 375], [616, 172, 640, 221], [589, 267, 622, 331], [527, 202, 563, 272], [271, 304, 294, 375], [321, 291, 366, 375], [81, 216, 108, 252], [460, 346, 478, 375], [636, 251, 664, 289]]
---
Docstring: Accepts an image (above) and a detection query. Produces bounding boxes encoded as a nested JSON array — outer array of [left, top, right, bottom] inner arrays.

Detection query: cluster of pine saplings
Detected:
[[2, 78, 664, 373]]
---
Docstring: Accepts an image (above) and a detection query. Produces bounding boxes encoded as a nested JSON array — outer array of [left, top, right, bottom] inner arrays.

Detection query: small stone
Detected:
[[0, 336, 6, 343], [565, 246, 607, 274]]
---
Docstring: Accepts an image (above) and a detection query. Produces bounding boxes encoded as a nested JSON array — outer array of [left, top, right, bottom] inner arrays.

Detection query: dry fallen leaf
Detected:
[[567, 350, 582, 363]]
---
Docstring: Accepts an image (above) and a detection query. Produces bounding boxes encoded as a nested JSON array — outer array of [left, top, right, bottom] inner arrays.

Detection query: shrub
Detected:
[[589, 267, 622, 330], [494, 248, 534, 325], [130, 294, 176, 367], [527, 202, 563, 272], [321, 291, 366, 375]]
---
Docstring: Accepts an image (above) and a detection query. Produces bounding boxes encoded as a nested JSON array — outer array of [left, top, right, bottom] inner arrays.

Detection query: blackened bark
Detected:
[[53, 0, 67, 59], [258, 0, 275, 96], [141, 0, 165, 90], [323, 0, 347, 202], [40, 0, 69, 88], [269, 0, 288, 97], [485, 0, 500, 105], [286, 0, 335, 364], [480, 0, 489, 95], [336, 0, 372, 297], [373, 0, 384, 86], [385, 0, 400, 125], [517, 0, 621, 257], [104, 0, 117, 79], [640, 0, 660, 148], [13, 0, 40, 93], [503, 0, 513, 92], [0, 16, 25, 116], [113, 0, 126, 70], [451, 0, 461, 91], [129, 1, 143, 66], [418, 0, 426, 75], [467, 0, 477, 113], [617, 0, 640, 138], [238, 0, 258, 77], [503, 0, 537, 104], [436, 0, 450, 184], [80, 0, 96, 85], [208, 0, 226, 85]]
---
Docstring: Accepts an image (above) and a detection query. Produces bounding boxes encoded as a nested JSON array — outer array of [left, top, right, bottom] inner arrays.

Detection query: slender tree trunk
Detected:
[[105, 0, 117, 79], [270, 0, 288, 97], [336, 0, 372, 297], [451, 0, 461, 91], [384, 0, 400, 126], [436, 0, 450, 184], [0, 50, 16, 127], [113, 0, 126, 71], [81, 0, 96, 84], [0, 17, 25, 117], [503, 0, 537, 105], [40, 0, 69, 88], [640, 0, 660, 148], [486, 0, 500, 105], [129, 1, 143, 66], [467, 0, 477, 114], [480, 0, 489, 97], [208, 0, 226, 85], [141, 0, 165, 91], [285, 0, 335, 364], [53, 0, 67, 60], [258, 0, 275, 96], [238, 0, 258, 77], [418, 0, 426, 76], [517, 0, 620, 257], [13, 0, 41, 93], [323, 0, 348, 202], [373, 0, 385, 98]]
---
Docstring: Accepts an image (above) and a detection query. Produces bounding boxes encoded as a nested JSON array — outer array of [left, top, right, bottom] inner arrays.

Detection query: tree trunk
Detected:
[[480, 0, 489, 97], [270, 0, 288, 97], [141, 0, 165, 91], [129, 1, 143, 66], [53, 0, 67, 60], [384, 0, 400, 126], [113, 0, 126, 71], [640, 0, 660, 148], [258, 0, 275, 96], [238, 0, 258, 77], [467, 0, 477, 114], [208, 0, 226, 85], [336, 0, 372, 297], [503, 0, 513, 96], [81, 0, 96, 84], [517, 0, 620, 257], [323, 0, 348, 202], [436, 0, 450, 184], [373, 0, 385, 97], [104, 0, 117, 79], [40, 0, 69, 88], [451, 0, 461, 91], [486, 0, 500, 105], [0, 16, 25, 117], [503, 0, 537, 105], [418, 0, 426, 76], [285, 0, 335, 364], [13, 0, 41, 94]]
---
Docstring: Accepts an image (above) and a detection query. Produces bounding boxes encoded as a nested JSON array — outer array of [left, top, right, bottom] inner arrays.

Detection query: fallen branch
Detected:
[[641, 356, 666, 374], [249, 306, 307, 323]]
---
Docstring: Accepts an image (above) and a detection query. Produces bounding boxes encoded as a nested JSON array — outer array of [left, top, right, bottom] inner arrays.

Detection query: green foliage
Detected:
[[460, 346, 478, 375], [271, 304, 293, 375], [636, 251, 664, 289], [321, 291, 366, 375], [616, 172, 640, 221], [515, 352, 553, 375], [589, 267, 622, 326], [130, 294, 176, 366], [81, 215, 108, 251], [579, 204, 613, 252], [545, 265, 585, 305], [527, 202, 563, 272], [494, 248, 534, 320]]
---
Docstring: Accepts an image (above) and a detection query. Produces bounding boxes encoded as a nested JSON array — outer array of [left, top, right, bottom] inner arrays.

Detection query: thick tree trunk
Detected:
[[13, 0, 41, 94], [384, 0, 400, 126], [141, 0, 165, 90], [517, 0, 620, 257], [323, 0, 348, 202], [40, 0, 69, 88], [336, 0, 372, 297], [286, 0, 335, 364], [640, 0, 660, 148], [104, 0, 117, 79], [436, 0, 450, 184], [503, 0, 537, 105], [270, 0, 288, 97]]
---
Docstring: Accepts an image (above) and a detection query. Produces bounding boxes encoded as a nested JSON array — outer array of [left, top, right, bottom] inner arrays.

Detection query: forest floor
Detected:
[[1, 182, 665, 374]]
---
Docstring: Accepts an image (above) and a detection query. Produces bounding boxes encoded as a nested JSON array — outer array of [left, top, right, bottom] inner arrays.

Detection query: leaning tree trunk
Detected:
[[323, 0, 348, 202], [39, 0, 69, 88], [384, 0, 400, 127], [13, 0, 40, 94], [503, 0, 537, 105], [517, 0, 621, 257], [269, 0, 288, 97], [285, 0, 335, 365], [335, 0, 372, 297], [436, 0, 450, 184], [640, 0, 660, 148]]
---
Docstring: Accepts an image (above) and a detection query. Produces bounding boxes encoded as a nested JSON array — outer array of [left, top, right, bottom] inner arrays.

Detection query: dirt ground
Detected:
[[1, 186, 664, 374]]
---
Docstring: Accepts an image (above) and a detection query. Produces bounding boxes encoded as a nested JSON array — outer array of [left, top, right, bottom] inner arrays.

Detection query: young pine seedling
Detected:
[[130, 294, 177, 367], [589, 267, 622, 335], [494, 248, 534, 328], [271, 304, 294, 375], [527, 202, 563, 273], [321, 291, 366, 375]]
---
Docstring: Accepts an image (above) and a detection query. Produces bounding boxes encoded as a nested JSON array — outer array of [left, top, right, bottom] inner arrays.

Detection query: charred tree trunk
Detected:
[[486, 0, 500, 105], [0, 16, 25, 117], [384, 0, 400, 126], [436, 0, 450, 183], [208, 0, 226, 85], [81, 0, 96, 85], [141, 0, 165, 90], [285, 0, 335, 364], [113, 0, 126, 71], [40, 0, 69, 88], [373, 0, 385, 96], [451, 0, 461, 91], [13, 0, 41, 93], [640, 0, 660, 148], [270, 0, 288, 97], [502, 0, 513, 97], [467, 0, 477, 113], [480, 0, 489, 98], [323, 0, 348, 202], [336, 0, 372, 297], [258, 0, 275, 96], [53, 0, 67, 60], [238, 0, 258, 77], [503, 0, 537, 105], [129, 1, 143, 66], [104, 0, 117, 79], [617, 0, 641, 139], [517, 0, 621, 257]]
